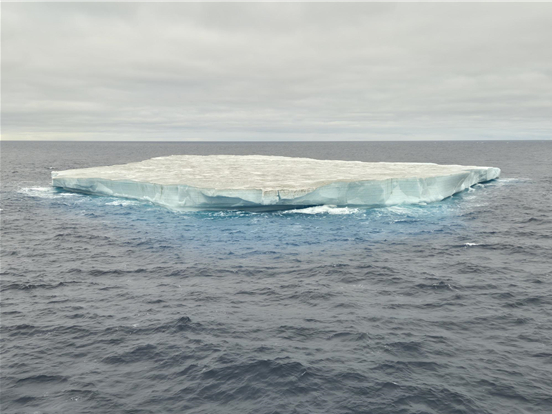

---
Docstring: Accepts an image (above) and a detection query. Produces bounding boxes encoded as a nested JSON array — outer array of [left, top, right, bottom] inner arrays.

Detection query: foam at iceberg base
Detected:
[[51, 155, 500, 211]]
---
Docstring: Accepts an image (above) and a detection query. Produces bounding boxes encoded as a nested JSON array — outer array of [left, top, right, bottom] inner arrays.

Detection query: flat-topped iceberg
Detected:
[[52, 155, 500, 211]]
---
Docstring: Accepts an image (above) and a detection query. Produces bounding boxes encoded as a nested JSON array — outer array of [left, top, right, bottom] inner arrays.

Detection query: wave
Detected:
[[283, 205, 361, 215], [105, 200, 140, 207], [18, 186, 81, 199]]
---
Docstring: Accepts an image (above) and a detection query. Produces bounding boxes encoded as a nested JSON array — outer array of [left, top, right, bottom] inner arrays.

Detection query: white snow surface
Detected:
[[52, 155, 500, 211]]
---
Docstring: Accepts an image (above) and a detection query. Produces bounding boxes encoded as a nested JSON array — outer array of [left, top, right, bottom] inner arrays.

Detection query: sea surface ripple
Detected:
[[1, 141, 552, 414]]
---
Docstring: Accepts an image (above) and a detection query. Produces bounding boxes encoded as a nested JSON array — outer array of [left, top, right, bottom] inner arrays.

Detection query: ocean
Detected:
[[1, 141, 551, 414]]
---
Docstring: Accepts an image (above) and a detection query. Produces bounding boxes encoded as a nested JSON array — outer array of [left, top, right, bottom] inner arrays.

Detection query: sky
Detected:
[[2, 2, 552, 141]]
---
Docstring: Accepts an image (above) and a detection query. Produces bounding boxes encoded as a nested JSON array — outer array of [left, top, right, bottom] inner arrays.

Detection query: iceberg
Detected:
[[51, 155, 500, 211]]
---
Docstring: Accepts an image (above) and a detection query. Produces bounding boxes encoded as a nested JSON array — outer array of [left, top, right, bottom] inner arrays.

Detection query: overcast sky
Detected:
[[2, 2, 551, 141]]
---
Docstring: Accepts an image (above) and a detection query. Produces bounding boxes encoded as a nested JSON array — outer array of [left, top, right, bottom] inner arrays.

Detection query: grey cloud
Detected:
[[2, 2, 551, 141]]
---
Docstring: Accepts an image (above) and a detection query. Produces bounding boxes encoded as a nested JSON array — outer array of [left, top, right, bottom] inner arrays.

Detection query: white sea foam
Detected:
[[19, 187, 81, 199], [105, 200, 140, 207], [284, 205, 361, 215]]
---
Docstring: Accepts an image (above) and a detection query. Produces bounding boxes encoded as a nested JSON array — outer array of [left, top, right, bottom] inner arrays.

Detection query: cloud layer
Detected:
[[2, 2, 551, 141]]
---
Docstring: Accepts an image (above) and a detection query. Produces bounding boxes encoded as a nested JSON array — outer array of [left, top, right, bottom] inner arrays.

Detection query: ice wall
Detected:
[[52, 155, 500, 211]]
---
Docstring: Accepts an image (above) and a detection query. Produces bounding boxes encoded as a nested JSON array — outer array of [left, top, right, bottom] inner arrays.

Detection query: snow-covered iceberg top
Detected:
[[52, 155, 500, 211]]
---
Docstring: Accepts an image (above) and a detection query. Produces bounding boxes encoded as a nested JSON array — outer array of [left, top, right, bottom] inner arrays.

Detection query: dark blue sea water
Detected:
[[1, 141, 552, 414]]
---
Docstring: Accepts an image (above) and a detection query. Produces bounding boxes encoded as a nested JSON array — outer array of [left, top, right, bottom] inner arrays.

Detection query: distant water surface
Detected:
[[1, 141, 552, 414]]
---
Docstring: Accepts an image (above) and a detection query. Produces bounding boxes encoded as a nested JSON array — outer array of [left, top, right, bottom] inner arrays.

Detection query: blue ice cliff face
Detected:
[[52, 155, 500, 211]]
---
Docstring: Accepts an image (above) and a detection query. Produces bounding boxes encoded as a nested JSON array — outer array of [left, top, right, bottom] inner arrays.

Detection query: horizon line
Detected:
[[1, 139, 551, 143]]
